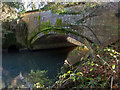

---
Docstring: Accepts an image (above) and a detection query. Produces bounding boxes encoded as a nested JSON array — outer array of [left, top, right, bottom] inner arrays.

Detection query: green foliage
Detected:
[[2, 2, 25, 22], [38, 15, 41, 23], [104, 47, 120, 58], [41, 2, 66, 14], [3, 2, 25, 10], [50, 4, 65, 14], [85, 2, 98, 8], [39, 20, 51, 35], [54, 42, 120, 88], [40, 20, 51, 30], [26, 70, 52, 88], [40, 2, 86, 15], [55, 19, 63, 26]]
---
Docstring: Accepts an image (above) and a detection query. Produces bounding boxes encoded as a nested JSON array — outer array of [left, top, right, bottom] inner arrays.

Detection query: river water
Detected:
[[2, 47, 75, 87]]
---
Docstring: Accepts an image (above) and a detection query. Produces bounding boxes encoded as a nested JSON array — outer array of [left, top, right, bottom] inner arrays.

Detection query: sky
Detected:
[[21, 0, 47, 11], [20, 0, 118, 11]]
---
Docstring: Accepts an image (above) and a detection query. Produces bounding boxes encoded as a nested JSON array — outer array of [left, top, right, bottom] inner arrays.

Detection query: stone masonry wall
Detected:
[[18, 2, 119, 45]]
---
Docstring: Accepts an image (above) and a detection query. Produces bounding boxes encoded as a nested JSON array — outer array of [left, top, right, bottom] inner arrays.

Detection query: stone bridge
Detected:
[[14, 2, 119, 50], [29, 25, 100, 50]]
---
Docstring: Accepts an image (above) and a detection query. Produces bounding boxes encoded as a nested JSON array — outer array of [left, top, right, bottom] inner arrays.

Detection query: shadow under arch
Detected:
[[29, 25, 95, 49], [30, 33, 83, 50], [8, 45, 19, 53]]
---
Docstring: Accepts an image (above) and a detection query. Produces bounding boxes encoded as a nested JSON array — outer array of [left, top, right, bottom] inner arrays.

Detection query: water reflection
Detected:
[[2, 47, 75, 87]]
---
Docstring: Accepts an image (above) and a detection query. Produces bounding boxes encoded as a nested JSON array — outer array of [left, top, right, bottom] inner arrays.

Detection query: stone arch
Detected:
[[29, 25, 101, 50], [31, 34, 79, 50], [15, 20, 28, 47]]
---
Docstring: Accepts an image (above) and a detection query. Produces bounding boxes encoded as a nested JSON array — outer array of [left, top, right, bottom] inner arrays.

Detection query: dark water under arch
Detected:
[[2, 46, 75, 87]]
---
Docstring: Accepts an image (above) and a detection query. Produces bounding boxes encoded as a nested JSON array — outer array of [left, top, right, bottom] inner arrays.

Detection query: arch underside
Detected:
[[29, 26, 95, 46], [30, 34, 84, 50], [29, 25, 119, 50]]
